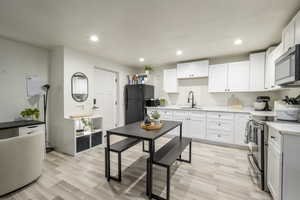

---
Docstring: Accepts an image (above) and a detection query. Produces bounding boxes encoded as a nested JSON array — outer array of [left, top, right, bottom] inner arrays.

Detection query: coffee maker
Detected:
[[254, 96, 271, 111]]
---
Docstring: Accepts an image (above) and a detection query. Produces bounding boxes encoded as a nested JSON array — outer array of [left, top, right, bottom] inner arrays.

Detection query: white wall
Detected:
[[0, 37, 49, 122], [63, 47, 136, 126], [147, 65, 281, 107]]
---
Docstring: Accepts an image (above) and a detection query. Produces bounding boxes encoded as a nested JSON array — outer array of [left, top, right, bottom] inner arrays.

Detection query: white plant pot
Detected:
[[24, 116, 34, 121], [145, 70, 150, 75], [153, 119, 160, 126]]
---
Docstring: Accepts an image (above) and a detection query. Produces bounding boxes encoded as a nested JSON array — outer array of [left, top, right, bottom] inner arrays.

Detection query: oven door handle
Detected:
[[247, 154, 262, 175]]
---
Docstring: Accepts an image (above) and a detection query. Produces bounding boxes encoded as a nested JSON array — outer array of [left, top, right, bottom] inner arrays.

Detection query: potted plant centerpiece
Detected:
[[20, 108, 40, 121], [151, 110, 161, 126], [144, 66, 152, 75]]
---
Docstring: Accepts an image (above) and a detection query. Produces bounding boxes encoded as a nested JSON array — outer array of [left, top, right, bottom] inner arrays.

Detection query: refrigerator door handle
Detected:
[[125, 88, 128, 110]]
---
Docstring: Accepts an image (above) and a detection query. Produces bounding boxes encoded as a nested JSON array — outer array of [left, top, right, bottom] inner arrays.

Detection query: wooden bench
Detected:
[[105, 137, 141, 182], [147, 136, 192, 200]]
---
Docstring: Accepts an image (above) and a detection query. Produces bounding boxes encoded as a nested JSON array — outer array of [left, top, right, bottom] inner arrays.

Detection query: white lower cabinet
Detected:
[[206, 112, 234, 144], [268, 141, 282, 200], [188, 111, 206, 139], [188, 118, 206, 139], [173, 111, 190, 137], [267, 126, 300, 200], [147, 108, 250, 146]]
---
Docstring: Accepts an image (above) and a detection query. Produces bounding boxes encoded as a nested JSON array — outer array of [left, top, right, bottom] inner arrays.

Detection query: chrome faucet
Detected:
[[187, 91, 196, 108]]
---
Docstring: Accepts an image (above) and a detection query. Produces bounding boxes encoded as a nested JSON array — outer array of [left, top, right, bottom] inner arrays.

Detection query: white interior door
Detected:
[[94, 69, 118, 132]]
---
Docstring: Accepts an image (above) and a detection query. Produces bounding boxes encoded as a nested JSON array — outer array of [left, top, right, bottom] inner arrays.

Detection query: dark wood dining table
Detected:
[[106, 120, 182, 199]]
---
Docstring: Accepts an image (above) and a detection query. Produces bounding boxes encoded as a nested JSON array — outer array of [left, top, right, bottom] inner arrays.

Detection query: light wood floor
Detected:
[[1, 137, 272, 200]]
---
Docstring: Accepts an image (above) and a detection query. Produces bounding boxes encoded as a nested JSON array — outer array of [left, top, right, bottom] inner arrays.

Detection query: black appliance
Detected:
[[245, 118, 269, 191], [125, 84, 154, 124], [145, 99, 160, 107], [255, 96, 271, 111], [275, 44, 300, 86]]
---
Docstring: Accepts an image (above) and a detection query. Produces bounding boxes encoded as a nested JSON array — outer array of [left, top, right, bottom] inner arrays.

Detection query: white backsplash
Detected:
[[145, 66, 281, 107]]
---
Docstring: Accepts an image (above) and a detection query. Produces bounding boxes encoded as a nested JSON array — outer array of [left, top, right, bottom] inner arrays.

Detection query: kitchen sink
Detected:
[[179, 106, 201, 110]]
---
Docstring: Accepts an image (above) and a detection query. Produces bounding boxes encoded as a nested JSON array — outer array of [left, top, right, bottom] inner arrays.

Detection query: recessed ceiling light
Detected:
[[234, 39, 243, 45], [89, 35, 99, 42], [139, 58, 145, 62], [176, 50, 183, 55]]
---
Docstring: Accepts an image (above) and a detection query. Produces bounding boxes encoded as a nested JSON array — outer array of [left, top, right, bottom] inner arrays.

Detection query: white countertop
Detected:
[[267, 121, 300, 136], [250, 111, 277, 117], [147, 105, 272, 114]]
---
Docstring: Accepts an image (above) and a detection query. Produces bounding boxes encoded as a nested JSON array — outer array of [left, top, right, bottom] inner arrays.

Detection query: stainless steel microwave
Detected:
[[275, 44, 300, 86]]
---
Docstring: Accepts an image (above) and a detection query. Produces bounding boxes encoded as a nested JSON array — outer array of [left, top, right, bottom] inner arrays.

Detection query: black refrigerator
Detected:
[[125, 84, 154, 124]]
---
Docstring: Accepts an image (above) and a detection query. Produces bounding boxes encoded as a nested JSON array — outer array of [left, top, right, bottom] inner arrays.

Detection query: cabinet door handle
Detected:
[[271, 136, 276, 139], [27, 125, 38, 129]]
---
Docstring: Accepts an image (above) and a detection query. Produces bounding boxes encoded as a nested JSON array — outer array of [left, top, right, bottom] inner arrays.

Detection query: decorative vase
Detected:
[[145, 70, 150, 75], [153, 119, 160, 126]]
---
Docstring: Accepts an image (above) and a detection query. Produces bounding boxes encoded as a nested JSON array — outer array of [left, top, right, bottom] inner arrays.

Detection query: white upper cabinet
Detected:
[[208, 64, 228, 92], [177, 60, 209, 79], [227, 61, 250, 92], [282, 14, 296, 53], [163, 68, 178, 93], [250, 52, 266, 91], [265, 47, 275, 90], [265, 44, 283, 90], [209, 61, 250, 92], [295, 11, 300, 45]]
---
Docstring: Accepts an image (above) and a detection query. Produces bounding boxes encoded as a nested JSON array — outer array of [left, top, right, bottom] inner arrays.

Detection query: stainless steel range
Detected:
[[245, 115, 274, 191]]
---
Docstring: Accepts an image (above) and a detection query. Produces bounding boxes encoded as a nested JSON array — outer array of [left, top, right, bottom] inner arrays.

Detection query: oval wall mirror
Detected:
[[71, 72, 88, 102]]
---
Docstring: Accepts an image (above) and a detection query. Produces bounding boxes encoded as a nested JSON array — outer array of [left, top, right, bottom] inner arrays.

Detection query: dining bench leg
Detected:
[[166, 167, 170, 200], [146, 158, 149, 196], [118, 152, 122, 182], [176, 141, 192, 163], [189, 141, 192, 163], [105, 148, 108, 178], [106, 132, 111, 182]]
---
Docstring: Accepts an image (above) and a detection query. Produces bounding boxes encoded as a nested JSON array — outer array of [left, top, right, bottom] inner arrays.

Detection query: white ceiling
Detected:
[[0, 0, 299, 67]]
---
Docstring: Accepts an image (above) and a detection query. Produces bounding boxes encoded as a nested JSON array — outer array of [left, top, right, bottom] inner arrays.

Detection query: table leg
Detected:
[[179, 124, 182, 139], [148, 140, 154, 199], [179, 124, 183, 159], [106, 131, 111, 181]]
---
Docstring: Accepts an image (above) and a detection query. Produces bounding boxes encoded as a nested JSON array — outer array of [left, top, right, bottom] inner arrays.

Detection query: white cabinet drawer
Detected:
[[268, 127, 282, 151], [19, 124, 45, 136], [207, 112, 234, 120], [207, 119, 233, 132], [206, 130, 234, 143]]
